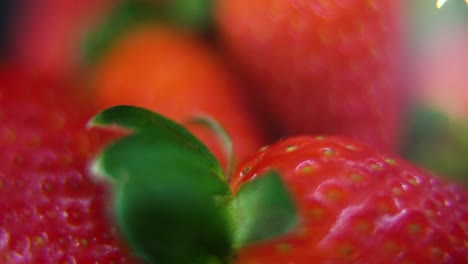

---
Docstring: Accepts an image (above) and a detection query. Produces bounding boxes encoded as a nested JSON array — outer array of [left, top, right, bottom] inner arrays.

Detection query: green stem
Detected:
[[186, 115, 235, 182]]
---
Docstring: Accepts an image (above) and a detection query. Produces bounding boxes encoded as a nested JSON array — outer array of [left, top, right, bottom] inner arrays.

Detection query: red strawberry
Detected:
[[11, 0, 114, 77], [231, 136, 468, 263], [216, 0, 405, 152], [0, 69, 136, 263], [91, 106, 468, 263]]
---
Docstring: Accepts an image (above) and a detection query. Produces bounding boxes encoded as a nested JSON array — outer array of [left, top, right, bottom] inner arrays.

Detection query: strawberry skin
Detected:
[[231, 136, 468, 263], [0, 70, 136, 263], [216, 0, 405, 152]]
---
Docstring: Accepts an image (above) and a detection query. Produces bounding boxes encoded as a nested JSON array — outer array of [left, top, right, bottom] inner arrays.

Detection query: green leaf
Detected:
[[82, 0, 161, 64], [102, 138, 232, 263], [116, 182, 232, 264], [82, 0, 214, 64], [229, 171, 299, 247], [89, 106, 300, 262], [166, 0, 213, 31], [89, 105, 223, 178], [187, 115, 235, 180], [89, 106, 234, 263]]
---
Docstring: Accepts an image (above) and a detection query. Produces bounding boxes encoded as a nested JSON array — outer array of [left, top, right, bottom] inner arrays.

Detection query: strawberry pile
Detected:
[[1, 0, 467, 263]]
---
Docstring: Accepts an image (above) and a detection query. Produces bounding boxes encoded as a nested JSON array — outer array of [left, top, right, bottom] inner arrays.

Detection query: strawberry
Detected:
[[91, 105, 468, 263], [91, 25, 268, 169], [10, 0, 215, 78], [231, 135, 468, 263], [11, 0, 114, 77], [0, 69, 137, 263], [215, 0, 405, 152]]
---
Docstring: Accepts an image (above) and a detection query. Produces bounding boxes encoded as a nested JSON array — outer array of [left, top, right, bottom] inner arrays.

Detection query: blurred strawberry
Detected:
[[11, 0, 114, 77], [0, 68, 139, 263], [11, 0, 216, 78], [90, 25, 268, 169], [216, 0, 405, 152]]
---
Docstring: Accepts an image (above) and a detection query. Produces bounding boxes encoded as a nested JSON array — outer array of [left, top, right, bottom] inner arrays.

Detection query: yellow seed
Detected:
[[276, 243, 292, 254], [449, 235, 458, 245], [285, 145, 298, 152], [392, 187, 403, 196], [310, 207, 325, 220], [408, 224, 422, 234], [80, 238, 89, 247], [377, 203, 391, 213], [461, 221, 468, 231], [370, 163, 383, 171], [431, 247, 444, 257], [350, 173, 363, 182], [384, 241, 400, 252], [300, 166, 314, 174], [3, 129, 16, 143], [346, 144, 357, 150], [385, 158, 396, 165], [327, 189, 343, 201], [355, 221, 371, 233], [294, 227, 308, 237], [339, 245, 354, 256], [34, 236, 45, 246], [425, 210, 435, 218], [259, 145, 269, 152], [408, 178, 418, 186], [322, 148, 336, 157]]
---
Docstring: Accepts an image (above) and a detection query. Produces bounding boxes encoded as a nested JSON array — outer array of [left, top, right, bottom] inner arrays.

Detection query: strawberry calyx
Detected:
[[88, 106, 298, 263], [82, 0, 214, 64], [186, 115, 235, 180]]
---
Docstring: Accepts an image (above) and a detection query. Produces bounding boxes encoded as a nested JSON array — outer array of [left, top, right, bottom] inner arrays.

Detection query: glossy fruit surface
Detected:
[[231, 136, 468, 263], [0, 69, 136, 263], [216, 0, 405, 152]]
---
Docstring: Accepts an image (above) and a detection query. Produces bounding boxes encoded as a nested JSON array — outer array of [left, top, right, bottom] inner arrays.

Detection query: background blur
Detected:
[[0, 0, 467, 183]]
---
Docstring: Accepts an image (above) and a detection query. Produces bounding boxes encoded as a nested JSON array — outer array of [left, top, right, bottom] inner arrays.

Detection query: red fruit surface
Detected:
[[92, 26, 268, 168], [216, 0, 405, 152], [231, 136, 468, 263], [11, 0, 114, 77], [0, 69, 137, 263]]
